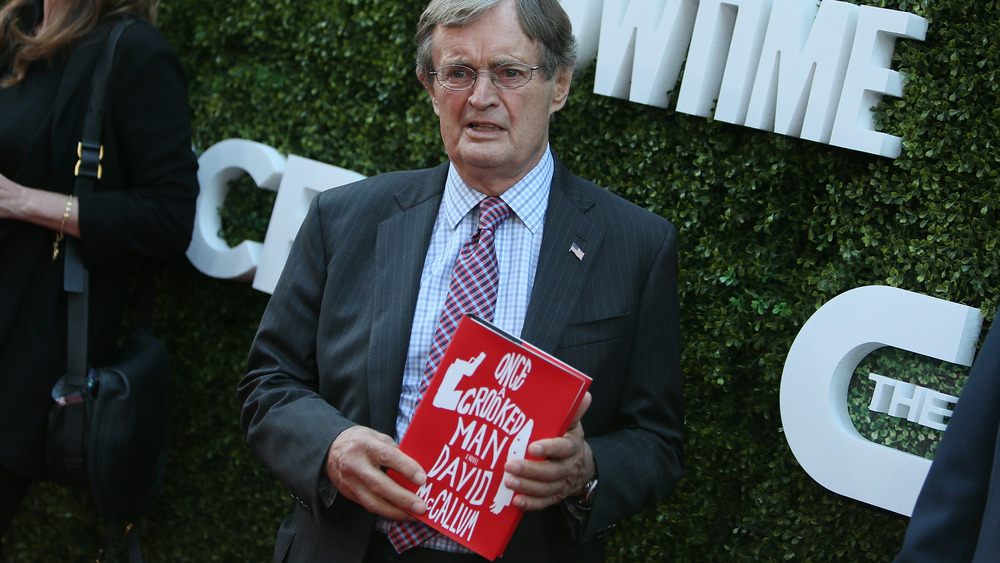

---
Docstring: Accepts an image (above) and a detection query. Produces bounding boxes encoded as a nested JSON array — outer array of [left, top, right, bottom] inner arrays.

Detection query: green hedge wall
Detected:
[[4, 0, 999, 560]]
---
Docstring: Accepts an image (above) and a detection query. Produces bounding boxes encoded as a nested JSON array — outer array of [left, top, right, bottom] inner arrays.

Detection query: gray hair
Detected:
[[415, 0, 578, 82]]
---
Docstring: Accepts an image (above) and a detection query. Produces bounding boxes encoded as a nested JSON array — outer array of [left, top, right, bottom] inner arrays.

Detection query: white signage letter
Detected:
[[676, 0, 772, 123], [745, 0, 858, 142], [830, 5, 928, 158], [186, 139, 284, 282], [867, 372, 898, 413], [780, 286, 981, 515], [886, 380, 927, 422], [593, 0, 698, 108], [252, 156, 365, 294], [559, 0, 604, 70], [919, 390, 957, 431]]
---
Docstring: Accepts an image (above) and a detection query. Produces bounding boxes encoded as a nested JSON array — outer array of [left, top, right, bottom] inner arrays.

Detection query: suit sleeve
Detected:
[[238, 195, 359, 516]]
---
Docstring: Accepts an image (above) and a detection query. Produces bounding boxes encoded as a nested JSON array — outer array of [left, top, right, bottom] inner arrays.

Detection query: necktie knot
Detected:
[[478, 197, 512, 234]]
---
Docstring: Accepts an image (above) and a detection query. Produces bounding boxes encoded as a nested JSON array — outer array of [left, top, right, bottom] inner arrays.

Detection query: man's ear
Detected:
[[550, 68, 572, 114], [418, 70, 441, 116]]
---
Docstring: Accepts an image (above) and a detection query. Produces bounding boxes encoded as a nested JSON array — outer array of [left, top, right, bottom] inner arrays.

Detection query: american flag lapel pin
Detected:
[[569, 242, 585, 261]]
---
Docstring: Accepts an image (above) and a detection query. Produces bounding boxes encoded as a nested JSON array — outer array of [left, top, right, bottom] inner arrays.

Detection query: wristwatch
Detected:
[[579, 477, 598, 508], [565, 476, 598, 520]]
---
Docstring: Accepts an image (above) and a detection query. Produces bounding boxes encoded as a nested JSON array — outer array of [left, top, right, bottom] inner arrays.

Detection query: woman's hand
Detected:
[[0, 170, 26, 220], [0, 171, 79, 238]]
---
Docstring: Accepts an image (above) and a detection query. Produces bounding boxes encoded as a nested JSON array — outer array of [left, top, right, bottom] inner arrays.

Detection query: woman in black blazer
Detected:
[[0, 0, 198, 537]]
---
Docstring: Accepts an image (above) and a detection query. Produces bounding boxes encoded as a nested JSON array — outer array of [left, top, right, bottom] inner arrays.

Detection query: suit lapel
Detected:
[[521, 161, 604, 354], [367, 166, 447, 434]]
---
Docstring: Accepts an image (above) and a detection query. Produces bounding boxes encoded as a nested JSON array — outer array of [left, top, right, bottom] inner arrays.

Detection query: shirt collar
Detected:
[[442, 147, 553, 234]]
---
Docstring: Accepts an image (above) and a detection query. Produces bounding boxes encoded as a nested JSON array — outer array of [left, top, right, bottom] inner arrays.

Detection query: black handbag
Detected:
[[45, 19, 171, 562], [47, 332, 172, 517]]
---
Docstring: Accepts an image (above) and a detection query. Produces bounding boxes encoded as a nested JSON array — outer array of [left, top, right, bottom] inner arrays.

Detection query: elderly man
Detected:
[[238, 0, 684, 561]]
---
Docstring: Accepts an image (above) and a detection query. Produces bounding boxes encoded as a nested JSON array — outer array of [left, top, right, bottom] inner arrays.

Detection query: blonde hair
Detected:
[[0, 0, 159, 86]]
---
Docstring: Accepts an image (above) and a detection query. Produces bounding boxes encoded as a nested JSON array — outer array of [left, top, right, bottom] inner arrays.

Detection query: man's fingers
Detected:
[[503, 421, 596, 512], [352, 472, 426, 520], [503, 469, 573, 510], [325, 426, 428, 518], [359, 460, 428, 515], [527, 435, 577, 459], [566, 391, 592, 431], [364, 431, 427, 485]]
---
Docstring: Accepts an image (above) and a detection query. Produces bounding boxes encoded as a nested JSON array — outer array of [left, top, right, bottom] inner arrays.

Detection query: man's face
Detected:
[[422, 0, 571, 195]]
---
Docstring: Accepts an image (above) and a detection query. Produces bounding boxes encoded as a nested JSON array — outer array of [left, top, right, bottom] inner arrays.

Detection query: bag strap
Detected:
[[64, 22, 153, 563], [63, 19, 135, 391]]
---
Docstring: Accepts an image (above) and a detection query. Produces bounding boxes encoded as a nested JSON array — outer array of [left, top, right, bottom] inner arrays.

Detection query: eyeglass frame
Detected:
[[428, 62, 545, 91]]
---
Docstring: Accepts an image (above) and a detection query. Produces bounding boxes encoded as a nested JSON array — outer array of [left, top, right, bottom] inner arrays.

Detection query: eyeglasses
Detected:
[[429, 62, 544, 91]]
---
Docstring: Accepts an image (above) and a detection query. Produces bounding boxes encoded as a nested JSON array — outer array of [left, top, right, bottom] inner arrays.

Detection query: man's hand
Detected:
[[324, 426, 428, 521], [502, 392, 595, 511]]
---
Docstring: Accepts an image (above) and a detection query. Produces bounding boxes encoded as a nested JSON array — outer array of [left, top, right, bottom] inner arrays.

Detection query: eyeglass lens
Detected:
[[435, 63, 536, 90]]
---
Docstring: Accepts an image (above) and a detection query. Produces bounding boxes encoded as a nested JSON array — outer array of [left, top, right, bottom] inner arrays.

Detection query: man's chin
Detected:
[[452, 146, 510, 171]]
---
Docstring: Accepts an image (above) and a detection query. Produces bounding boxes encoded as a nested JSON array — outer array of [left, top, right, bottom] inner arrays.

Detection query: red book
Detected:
[[388, 315, 592, 560]]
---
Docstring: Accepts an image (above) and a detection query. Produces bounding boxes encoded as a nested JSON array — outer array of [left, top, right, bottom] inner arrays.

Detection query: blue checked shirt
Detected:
[[378, 148, 553, 552]]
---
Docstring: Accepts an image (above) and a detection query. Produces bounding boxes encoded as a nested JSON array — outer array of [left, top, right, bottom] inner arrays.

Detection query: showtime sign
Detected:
[[565, 0, 928, 158]]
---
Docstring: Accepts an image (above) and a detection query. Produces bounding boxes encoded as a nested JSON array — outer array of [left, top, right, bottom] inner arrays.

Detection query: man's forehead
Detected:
[[430, 22, 539, 64]]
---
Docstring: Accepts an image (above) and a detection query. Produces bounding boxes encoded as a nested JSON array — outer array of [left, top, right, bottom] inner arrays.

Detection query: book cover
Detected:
[[388, 314, 592, 560]]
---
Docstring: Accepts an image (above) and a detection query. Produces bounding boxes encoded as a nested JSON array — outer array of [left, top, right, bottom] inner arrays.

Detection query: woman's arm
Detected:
[[0, 174, 80, 239]]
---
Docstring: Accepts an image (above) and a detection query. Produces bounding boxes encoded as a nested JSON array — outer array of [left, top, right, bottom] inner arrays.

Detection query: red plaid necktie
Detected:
[[387, 196, 512, 552]]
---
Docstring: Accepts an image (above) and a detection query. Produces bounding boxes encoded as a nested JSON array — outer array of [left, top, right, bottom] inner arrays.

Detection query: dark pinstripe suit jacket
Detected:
[[239, 158, 684, 562]]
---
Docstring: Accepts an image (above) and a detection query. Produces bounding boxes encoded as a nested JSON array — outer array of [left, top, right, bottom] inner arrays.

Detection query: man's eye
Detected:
[[499, 66, 524, 79]]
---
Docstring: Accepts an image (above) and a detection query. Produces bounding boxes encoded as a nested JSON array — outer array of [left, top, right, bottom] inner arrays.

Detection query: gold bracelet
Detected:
[[52, 194, 73, 261]]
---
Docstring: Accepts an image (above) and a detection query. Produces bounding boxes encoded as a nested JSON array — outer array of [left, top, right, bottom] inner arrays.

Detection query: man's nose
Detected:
[[468, 72, 501, 106]]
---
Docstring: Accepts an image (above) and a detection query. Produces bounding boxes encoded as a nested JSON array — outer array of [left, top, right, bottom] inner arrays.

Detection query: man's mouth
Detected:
[[469, 123, 503, 132]]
